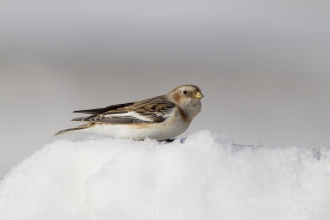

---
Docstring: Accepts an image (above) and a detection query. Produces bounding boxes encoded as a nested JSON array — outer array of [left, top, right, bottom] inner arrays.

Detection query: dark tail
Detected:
[[54, 123, 93, 136]]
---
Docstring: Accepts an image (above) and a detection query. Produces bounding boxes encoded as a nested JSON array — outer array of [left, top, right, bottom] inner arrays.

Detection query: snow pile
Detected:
[[0, 130, 330, 220]]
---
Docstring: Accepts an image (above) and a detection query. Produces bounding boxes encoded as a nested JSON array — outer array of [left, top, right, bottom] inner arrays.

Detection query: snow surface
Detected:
[[1, 130, 330, 220]]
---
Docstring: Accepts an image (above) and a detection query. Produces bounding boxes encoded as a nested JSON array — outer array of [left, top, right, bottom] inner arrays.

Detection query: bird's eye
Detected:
[[183, 90, 187, 94]]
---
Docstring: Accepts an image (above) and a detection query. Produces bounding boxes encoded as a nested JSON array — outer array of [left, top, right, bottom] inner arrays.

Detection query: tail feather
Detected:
[[71, 115, 94, 122], [54, 123, 93, 136]]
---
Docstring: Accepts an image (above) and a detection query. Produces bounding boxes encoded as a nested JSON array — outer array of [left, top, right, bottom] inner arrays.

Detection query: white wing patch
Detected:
[[103, 111, 153, 122]]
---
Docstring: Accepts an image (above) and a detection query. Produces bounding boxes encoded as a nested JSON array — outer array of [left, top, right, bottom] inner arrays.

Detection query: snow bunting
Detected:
[[55, 84, 203, 140]]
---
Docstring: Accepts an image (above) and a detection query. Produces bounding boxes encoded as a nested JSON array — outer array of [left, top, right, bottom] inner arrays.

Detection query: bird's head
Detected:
[[166, 84, 203, 119]]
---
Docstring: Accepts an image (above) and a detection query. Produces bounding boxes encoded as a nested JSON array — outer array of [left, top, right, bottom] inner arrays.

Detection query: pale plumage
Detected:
[[55, 85, 203, 140]]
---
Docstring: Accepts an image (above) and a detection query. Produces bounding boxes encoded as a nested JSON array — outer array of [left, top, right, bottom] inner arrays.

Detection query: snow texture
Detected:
[[0, 130, 330, 220]]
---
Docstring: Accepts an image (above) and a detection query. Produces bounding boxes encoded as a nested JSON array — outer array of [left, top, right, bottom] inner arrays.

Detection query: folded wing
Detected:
[[72, 96, 176, 124]]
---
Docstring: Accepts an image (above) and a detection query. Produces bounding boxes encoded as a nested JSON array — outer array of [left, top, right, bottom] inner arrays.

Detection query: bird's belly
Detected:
[[84, 121, 189, 141]]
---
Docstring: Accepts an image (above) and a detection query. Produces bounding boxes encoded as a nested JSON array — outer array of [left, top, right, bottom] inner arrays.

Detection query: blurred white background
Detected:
[[1, 0, 329, 180]]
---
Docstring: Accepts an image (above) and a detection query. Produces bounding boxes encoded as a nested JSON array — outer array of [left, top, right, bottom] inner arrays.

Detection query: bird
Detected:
[[55, 84, 203, 141]]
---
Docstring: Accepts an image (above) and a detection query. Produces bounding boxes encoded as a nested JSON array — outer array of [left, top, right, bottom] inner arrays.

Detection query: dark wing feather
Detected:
[[84, 116, 147, 124], [73, 102, 135, 114], [72, 96, 176, 124]]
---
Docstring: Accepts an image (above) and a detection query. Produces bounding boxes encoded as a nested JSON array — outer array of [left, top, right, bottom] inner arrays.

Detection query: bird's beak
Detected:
[[195, 91, 204, 99]]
